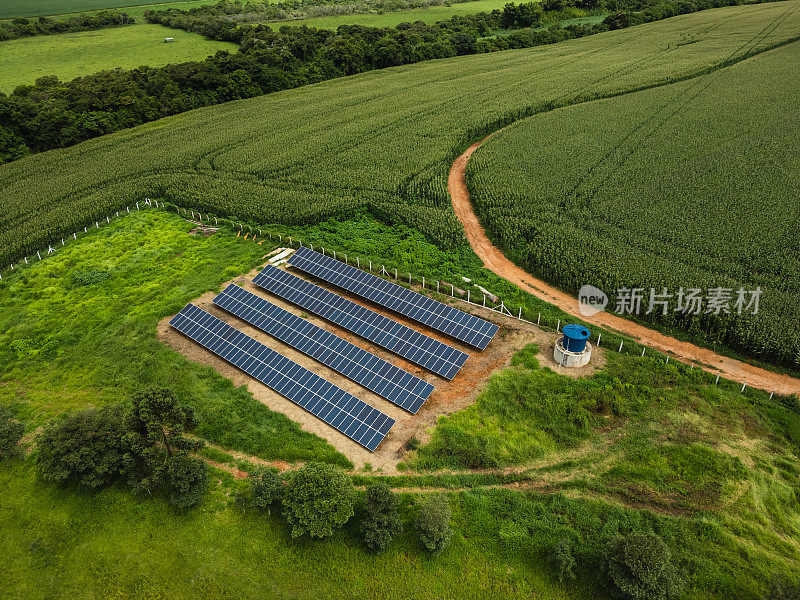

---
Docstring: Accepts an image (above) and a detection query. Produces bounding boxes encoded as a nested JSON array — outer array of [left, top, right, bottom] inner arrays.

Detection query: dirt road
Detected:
[[449, 139, 800, 395]]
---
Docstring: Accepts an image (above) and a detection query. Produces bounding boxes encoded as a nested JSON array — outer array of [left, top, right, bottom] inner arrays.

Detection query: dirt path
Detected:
[[449, 139, 800, 396]]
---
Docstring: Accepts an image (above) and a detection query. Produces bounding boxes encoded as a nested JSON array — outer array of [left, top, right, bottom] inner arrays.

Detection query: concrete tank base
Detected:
[[554, 337, 592, 367]]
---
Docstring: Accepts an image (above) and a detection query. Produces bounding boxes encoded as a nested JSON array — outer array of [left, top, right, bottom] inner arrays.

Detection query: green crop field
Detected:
[[280, 0, 511, 30], [1, 1, 799, 367], [467, 38, 800, 367], [0, 0, 219, 19], [0, 23, 236, 93]]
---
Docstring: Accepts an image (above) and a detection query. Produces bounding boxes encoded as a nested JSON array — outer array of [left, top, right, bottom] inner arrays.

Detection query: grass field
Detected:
[[2, 210, 799, 598], [466, 39, 800, 365], [1, 2, 799, 367], [280, 0, 511, 29], [0, 23, 236, 93], [0, 0, 219, 19], [0, 210, 348, 465]]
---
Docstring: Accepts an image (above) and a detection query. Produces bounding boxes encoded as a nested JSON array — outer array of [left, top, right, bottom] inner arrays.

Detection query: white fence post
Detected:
[[618, 341, 623, 353]]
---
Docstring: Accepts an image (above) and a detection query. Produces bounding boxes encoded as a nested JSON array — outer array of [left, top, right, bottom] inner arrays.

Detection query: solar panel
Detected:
[[253, 265, 468, 380], [288, 246, 499, 350], [169, 303, 394, 451], [213, 284, 434, 413]]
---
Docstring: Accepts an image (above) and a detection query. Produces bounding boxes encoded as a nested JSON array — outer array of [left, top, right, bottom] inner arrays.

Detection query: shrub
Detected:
[[606, 532, 683, 600], [414, 494, 453, 556], [282, 462, 355, 538], [167, 455, 209, 509], [36, 405, 128, 490], [359, 483, 402, 552], [552, 536, 577, 582], [0, 409, 25, 460], [250, 468, 284, 513]]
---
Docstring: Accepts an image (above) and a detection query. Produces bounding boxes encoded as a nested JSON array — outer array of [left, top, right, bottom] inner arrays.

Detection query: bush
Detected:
[[606, 532, 683, 600], [36, 405, 128, 490], [359, 483, 402, 552], [250, 468, 284, 513], [552, 536, 576, 582], [0, 409, 25, 460], [282, 462, 355, 538], [167, 455, 208, 509], [414, 494, 453, 556]]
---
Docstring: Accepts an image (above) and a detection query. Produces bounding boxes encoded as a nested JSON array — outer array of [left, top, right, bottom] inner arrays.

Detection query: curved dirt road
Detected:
[[449, 139, 800, 395]]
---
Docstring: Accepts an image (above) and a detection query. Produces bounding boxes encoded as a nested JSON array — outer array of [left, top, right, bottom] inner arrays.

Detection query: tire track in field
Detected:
[[566, 1, 799, 204], [448, 40, 800, 395]]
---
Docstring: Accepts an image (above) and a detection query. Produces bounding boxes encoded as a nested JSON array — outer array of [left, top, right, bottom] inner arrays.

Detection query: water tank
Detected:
[[561, 324, 590, 353]]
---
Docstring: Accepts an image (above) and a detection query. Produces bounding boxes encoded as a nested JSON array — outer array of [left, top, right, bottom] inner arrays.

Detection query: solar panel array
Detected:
[[288, 246, 499, 350], [169, 303, 394, 451], [213, 284, 434, 413], [253, 265, 468, 380]]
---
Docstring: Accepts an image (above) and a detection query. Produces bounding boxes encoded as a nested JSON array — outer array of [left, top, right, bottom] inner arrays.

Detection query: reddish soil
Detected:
[[449, 139, 800, 396], [159, 263, 603, 471]]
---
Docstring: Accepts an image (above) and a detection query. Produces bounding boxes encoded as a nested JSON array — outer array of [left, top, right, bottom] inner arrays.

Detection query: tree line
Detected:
[[0, 0, 778, 164], [0, 11, 134, 42]]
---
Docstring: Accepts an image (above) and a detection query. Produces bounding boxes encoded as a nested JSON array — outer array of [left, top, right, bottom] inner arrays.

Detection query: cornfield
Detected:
[[467, 39, 800, 367]]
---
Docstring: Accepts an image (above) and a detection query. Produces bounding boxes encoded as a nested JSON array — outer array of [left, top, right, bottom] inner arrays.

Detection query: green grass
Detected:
[[467, 38, 800, 369], [0, 209, 349, 466], [2, 1, 799, 368], [0, 23, 236, 93], [281, 0, 511, 30], [0, 460, 591, 600], [410, 345, 800, 594], [0, 0, 220, 19]]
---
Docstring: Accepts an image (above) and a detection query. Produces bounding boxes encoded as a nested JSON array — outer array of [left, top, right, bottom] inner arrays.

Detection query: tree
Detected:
[[282, 462, 355, 538], [167, 455, 208, 509], [36, 405, 127, 490], [0, 408, 25, 460], [606, 532, 683, 600], [250, 468, 284, 514], [413, 494, 453, 556], [124, 387, 206, 500], [125, 386, 203, 458], [359, 483, 402, 552]]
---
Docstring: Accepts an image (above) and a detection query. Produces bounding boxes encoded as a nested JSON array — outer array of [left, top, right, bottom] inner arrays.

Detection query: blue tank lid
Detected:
[[561, 324, 591, 353], [562, 324, 590, 340]]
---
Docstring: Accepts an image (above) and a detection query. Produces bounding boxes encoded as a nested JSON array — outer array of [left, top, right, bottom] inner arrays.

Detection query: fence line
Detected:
[[0, 199, 784, 399]]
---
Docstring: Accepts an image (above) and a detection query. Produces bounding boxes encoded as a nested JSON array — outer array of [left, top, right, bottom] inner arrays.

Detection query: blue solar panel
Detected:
[[253, 265, 468, 380], [169, 303, 394, 451], [213, 284, 434, 413], [288, 247, 499, 350]]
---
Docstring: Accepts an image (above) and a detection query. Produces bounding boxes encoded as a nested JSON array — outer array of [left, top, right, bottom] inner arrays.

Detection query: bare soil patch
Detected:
[[158, 261, 606, 472]]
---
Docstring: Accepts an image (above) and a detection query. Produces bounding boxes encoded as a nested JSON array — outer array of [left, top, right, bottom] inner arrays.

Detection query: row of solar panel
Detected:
[[253, 265, 468, 380], [169, 304, 394, 451], [288, 246, 499, 350], [213, 283, 434, 414], [172, 248, 498, 451]]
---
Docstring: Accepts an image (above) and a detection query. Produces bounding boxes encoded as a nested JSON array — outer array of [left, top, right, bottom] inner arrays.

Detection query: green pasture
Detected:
[[0, 23, 236, 93]]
